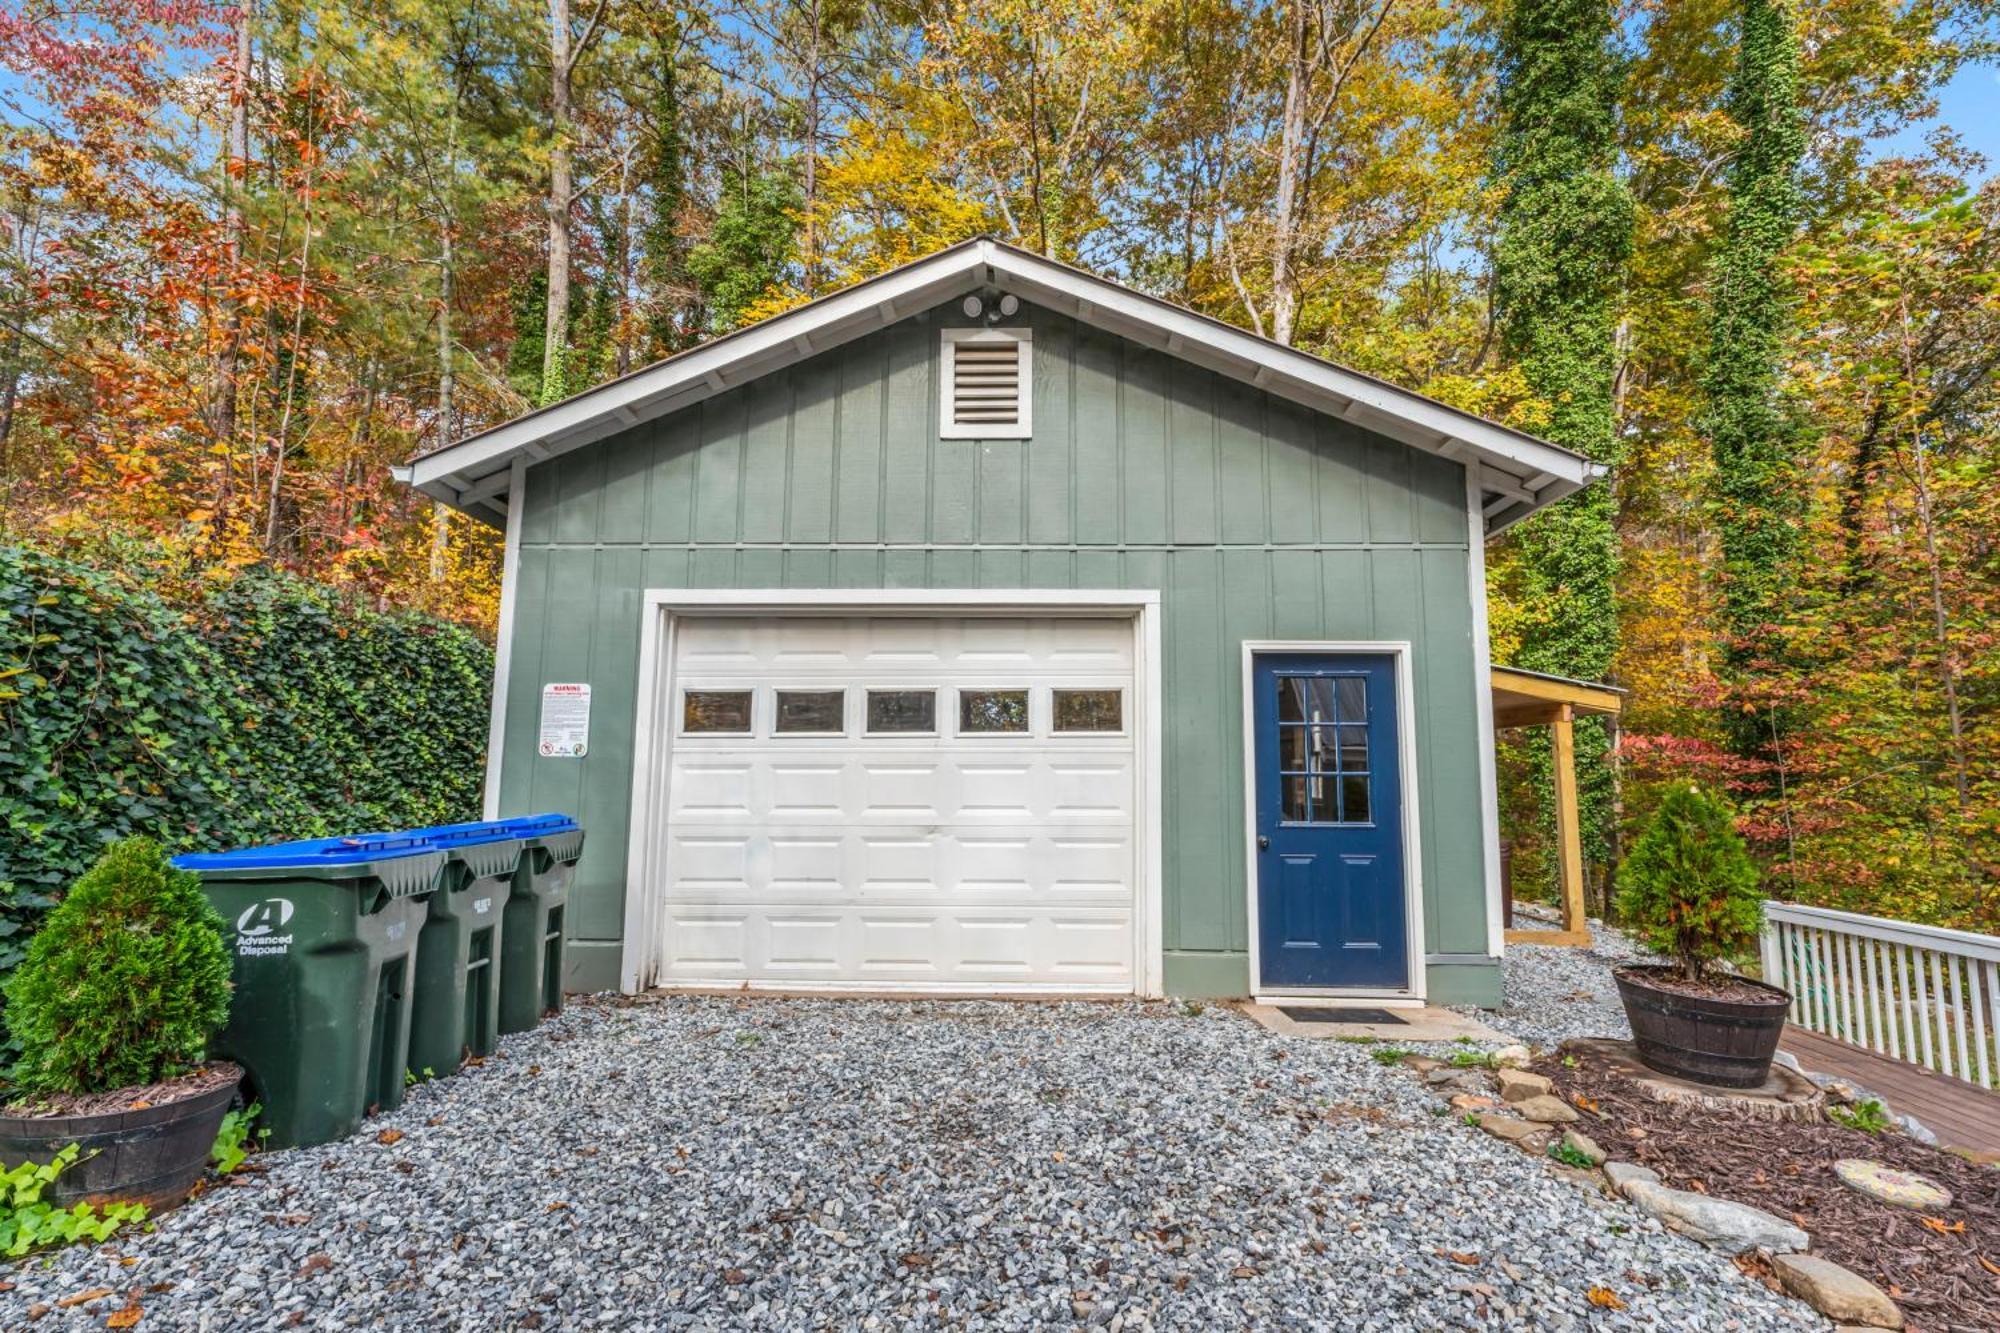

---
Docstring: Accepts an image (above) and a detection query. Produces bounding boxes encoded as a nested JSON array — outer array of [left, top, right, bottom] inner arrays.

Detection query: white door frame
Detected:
[[1239, 641, 1426, 1004], [619, 589, 1166, 997]]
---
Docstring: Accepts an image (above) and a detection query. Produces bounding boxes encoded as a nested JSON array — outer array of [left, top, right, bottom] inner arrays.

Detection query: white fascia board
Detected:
[[406, 247, 990, 498], [408, 236, 1598, 530], [981, 243, 1595, 491]]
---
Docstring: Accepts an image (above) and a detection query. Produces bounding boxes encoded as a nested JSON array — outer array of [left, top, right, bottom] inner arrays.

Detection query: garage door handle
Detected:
[[1257, 835, 1270, 851]]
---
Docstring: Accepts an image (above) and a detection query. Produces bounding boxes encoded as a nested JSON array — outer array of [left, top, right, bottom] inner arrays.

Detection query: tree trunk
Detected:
[[542, 0, 574, 400], [432, 227, 455, 582], [802, 0, 822, 296], [1269, 1, 1309, 347], [214, 3, 253, 518]]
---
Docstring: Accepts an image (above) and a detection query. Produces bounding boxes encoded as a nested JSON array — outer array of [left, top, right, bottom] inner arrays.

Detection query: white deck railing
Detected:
[[1761, 901, 2000, 1090]]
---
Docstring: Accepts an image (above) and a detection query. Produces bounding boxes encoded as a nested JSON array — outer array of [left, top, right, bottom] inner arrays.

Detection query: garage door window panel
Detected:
[[776, 689, 846, 735], [959, 689, 1030, 734], [866, 689, 937, 735], [683, 690, 753, 735], [1053, 688, 1123, 734]]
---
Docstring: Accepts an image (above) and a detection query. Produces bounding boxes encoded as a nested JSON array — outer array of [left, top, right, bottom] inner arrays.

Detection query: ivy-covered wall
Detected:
[[0, 546, 492, 912]]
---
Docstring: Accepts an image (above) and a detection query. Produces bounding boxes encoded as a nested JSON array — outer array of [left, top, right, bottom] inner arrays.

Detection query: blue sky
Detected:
[[1875, 60, 2000, 176]]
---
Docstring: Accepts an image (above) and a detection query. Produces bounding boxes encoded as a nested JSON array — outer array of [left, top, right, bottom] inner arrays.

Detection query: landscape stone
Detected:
[[1495, 1069, 1553, 1103], [1477, 1116, 1548, 1147], [1621, 1180, 1810, 1255], [1403, 1056, 1443, 1074], [1493, 1044, 1533, 1068], [1603, 1161, 1660, 1196], [1548, 1164, 1608, 1194], [1891, 1114, 1937, 1147], [1510, 1094, 1579, 1124], [1561, 1129, 1606, 1167], [1426, 1069, 1488, 1094], [1769, 1254, 1903, 1329], [1833, 1159, 1951, 1210], [1449, 1094, 1498, 1112]]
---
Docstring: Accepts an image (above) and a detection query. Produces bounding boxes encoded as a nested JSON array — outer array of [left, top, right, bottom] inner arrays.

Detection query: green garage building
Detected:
[[396, 239, 1602, 1007]]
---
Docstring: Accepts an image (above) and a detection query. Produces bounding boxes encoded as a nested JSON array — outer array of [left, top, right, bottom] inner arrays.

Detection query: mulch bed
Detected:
[[1537, 1048, 2000, 1331], [1, 1062, 240, 1119]]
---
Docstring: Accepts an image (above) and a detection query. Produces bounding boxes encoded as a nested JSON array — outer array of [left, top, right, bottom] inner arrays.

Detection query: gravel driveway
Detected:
[[3, 995, 1819, 1331]]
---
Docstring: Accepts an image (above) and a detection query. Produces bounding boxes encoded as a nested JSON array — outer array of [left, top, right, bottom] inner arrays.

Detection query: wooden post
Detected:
[[1550, 704, 1589, 940]]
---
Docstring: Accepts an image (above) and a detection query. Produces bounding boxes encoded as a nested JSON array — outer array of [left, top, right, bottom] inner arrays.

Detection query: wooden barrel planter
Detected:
[[1614, 967, 1791, 1090], [0, 1066, 241, 1209]]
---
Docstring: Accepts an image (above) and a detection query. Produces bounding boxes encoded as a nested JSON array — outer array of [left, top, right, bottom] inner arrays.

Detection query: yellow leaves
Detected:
[[374, 1129, 404, 1146], [1921, 1216, 1966, 1235], [1586, 1286, 1626, 1310]]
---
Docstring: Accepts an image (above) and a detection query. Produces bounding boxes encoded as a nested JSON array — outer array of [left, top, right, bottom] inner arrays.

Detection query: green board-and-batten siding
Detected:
[[494, 299, 1499, 1003]]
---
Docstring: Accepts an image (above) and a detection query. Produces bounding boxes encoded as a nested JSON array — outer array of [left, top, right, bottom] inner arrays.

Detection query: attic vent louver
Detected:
[[940, 328, 1031, 438]]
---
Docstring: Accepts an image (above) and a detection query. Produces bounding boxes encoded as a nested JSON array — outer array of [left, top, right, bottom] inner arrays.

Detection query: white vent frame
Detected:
[[939, 327, 1032, 439]]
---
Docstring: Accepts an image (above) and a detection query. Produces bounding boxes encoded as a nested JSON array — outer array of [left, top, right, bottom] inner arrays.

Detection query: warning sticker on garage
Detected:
[[539, 683, 591, 757]]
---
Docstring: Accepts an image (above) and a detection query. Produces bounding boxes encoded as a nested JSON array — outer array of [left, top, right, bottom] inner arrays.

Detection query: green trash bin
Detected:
[[403, 822, 521, 1078], [496, 813, 585, 1035], [172, 834, 443, 1150]]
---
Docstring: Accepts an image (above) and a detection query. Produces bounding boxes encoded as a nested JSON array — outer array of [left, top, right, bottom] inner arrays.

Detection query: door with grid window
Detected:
[[1251, 652, 1407, 990]]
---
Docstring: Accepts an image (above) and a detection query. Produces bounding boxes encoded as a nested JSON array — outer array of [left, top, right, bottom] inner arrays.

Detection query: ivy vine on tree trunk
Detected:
[[1702, 0, 1808, 759], [1492, 0, 1634, 884]]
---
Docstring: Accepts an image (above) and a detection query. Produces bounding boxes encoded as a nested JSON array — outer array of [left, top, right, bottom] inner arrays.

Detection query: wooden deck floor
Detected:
[[1781, 1025, 1999, 1156]]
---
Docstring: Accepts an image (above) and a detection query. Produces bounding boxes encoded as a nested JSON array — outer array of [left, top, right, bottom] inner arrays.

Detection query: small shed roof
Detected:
[[395, 238, 1602, 532], [1491, 666, 1625, 730]]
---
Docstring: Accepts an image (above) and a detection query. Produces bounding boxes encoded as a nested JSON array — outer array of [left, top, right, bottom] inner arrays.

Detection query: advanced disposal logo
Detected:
[[235, 897, 296, 957]]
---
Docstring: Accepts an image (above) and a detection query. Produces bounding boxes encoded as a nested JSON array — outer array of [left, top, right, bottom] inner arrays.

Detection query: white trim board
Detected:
[[617, 589, 1167, 998], [399, 239, 1599, 532], [480, 458, 528, 821], [1237, 641, 1427, 1002], [1465, 465, 1505, 960]]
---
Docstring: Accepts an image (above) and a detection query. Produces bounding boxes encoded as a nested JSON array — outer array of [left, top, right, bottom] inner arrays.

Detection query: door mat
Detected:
[[1278, 1006, 1405, 1025]]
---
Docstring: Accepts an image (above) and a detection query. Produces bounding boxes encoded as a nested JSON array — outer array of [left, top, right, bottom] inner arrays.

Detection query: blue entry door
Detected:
[[1252, 652, 1408, 990]]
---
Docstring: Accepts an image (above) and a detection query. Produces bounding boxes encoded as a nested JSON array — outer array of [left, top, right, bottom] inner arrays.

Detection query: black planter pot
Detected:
[[1614, 966, 1791, 1089], [0, 1066, 241, 1209]]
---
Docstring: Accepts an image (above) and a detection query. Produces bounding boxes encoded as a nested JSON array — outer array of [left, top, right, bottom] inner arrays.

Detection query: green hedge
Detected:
[[0, 545, 492, 911]]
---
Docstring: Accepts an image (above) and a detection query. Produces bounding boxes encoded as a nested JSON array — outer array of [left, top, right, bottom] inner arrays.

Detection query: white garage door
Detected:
[[658, 614, 1137, 991]]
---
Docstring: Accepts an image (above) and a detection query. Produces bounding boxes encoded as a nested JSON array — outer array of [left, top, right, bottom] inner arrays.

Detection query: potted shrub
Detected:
[[0, 838, 240, 1207], [1612, 782, 1791, 1089]]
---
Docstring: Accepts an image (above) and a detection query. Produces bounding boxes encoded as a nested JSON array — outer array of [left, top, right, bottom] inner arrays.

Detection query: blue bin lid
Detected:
[[497, 812, 580, 838], [397, 819, 526, 849], [172, 831, 437, 872]]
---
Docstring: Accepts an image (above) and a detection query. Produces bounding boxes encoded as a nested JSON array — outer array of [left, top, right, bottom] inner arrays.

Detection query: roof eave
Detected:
[[408, 237, 1601, 533]]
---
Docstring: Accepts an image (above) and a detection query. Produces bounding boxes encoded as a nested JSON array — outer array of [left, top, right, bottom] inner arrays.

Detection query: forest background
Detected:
[[2, 0, 1995, 931]]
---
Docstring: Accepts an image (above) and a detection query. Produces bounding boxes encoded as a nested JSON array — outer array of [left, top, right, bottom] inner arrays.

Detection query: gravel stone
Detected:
[[0, 995, 1819, 1331], [1460, 914, 1656, 1049]]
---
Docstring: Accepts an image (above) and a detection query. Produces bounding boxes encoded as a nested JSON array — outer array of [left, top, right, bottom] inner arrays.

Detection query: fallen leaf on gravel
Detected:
[[1586, 1286, 1625, 1310], [145, 1284, 173, 1295], [393, 1162, 414, 1175], [297, 1255, 332, 1278], [376, 1129, 404, 1146], [27, 1302, 49, 1320], [105, 1294, 143, 1327], [527, 1065, 541, 1076], [1439, 1251, 1480, 1266], [1050, 1152, 1064, 1162], [901, 1253, 930, 1268], [0, 1281, 12, 1292], [57, 1290, 112, 1309], [545, 1202, 569, 1212], [1172, 1276, 1189, 1292], [723, 1269, 748, 1285], [1230, 1266, 1258, 1279], [424, 1117, 443, 1127], [1979, 1256, 1999, 1276]]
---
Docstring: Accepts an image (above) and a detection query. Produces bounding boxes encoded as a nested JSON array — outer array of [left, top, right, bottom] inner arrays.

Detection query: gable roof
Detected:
[[395, 237, 1601, 533]]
